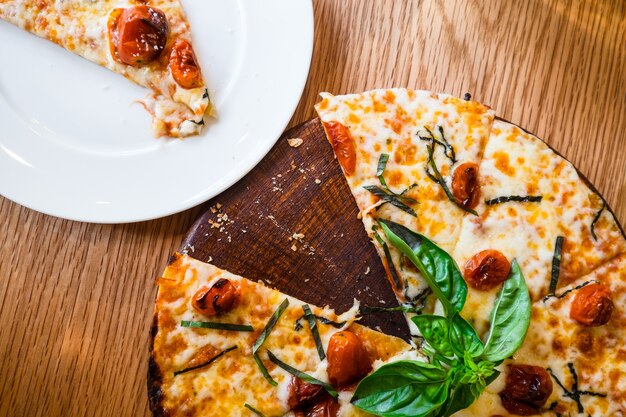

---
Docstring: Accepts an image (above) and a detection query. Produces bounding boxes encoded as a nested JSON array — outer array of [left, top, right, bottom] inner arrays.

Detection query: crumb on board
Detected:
[[364, 267, 370, 275], [291, 232, 305, 242], [315, 178, 321, 184], [291, 244, 298, 252], [287, 138, 304, 148]]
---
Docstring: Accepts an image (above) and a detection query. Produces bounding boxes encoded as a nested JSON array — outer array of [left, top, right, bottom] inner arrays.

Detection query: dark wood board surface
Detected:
[[179, 118, 410, 339]]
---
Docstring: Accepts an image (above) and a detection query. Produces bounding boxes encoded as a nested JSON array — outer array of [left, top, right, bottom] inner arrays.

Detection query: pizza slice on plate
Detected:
[[0, 0, 213, 137], [315, 89, 495, 329], [149, 253, 419, 417]]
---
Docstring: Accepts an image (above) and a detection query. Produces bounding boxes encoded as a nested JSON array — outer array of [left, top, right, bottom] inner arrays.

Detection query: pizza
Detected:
[[314, 89, 626, 416], [0, 0, 212, 137], [315, 89, 495, 332], [148, 252, 419, 417], [148, 88, 624, 417]]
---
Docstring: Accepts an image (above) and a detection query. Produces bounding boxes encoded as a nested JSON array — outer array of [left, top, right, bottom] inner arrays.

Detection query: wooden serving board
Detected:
[[178, 118, 410, 338]]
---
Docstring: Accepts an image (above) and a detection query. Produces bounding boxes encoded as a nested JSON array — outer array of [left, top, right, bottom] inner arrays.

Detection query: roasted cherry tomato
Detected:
[[499, 364, 553, 416], [169, 39, 203, 89], [288, 377, 324, 409], [327, 331, 372, 387], [570, 283, 614, 326], [191, 278, 238, 317], [451, 162, 480, 209], [109, 6, 168, 66], [306, 396, 340, 417], [463, 249, 511, 291], [322, 121, 356, 176]]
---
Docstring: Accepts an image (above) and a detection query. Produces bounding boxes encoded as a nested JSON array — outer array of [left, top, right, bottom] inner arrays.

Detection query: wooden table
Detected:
[[1, 1, 625, 416]]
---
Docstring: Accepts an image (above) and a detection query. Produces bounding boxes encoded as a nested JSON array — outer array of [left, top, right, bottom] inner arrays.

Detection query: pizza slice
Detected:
[[149, 253, 419, 417], [315, 89, 495, 327], [451, 120, 626, 336], [456, 253, 626, 417], [0, 0, 213, 137]]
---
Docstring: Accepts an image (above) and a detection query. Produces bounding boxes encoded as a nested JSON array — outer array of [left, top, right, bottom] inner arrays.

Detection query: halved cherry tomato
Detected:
[[109, 6, 168, 66], [306, 396, 340, 417], [499, 364, 553, 416], [570, 283, 614, 326], [322, 121, 356, 176], [288, 377, 324, 409], [327, 331, 372, 387], [191, 279, 238, 317], [451, 162, 480, 209], [169, 39, 203, 89], [463, 249, 511, 291]]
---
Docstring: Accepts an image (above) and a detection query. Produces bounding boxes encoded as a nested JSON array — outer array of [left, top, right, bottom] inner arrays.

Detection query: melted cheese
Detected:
[[0, 0, 213, 137], [152, 253, 416, 417], [317, 91, 626, 416], [459, 255, 626, 417], [453, 121, 626, 327], [315, 89, 495, 331]]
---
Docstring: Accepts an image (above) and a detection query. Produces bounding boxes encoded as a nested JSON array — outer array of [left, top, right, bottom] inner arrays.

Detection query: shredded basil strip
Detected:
[[266, 350, 338, 399], [244, 403, 267, 417], [374, 153, 418, 203], [174, 346, 237, 376], [359, 304, 421, 314], [315, 316, 346, 328], [436, 125, 457, 164], [590, 203, 605, 241], [181, 321, 253, 332], [543, 280, 598, 302], [252, 298, 290, 386], [364, 185, 417, 216], [294, 314, 345, 331], [424, 137, 477, 216], [376, 153, 391, 188], [253, 353, 277, 386], [373, 227, 403, 290], [302, 305, 325, 360], [485, 195, 543, 205], [549, 236, 564, 294], [548, 363, 606, 414]]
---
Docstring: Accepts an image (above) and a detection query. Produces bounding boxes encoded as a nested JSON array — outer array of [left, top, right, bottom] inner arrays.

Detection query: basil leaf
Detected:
[[437, 382, 479, 417], [378, 219, 467, 315], [352, 361, 450, 417], [449, 313, 484, 358], [411, 315, 454, 357], [437, 365, 500, 416], [481, 260, 531, 362]]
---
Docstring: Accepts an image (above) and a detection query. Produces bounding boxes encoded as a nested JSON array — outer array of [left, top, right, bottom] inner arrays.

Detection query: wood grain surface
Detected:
[[176, 119, 409, 340], [1, 1, 625, 416]]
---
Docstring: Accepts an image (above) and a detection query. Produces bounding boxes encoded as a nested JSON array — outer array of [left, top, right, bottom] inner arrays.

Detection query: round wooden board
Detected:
[[178, 118, 410, 339]]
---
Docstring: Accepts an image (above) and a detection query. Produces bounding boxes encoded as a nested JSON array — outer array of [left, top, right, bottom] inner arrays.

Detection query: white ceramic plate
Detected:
[[0, 0, 313, 223]]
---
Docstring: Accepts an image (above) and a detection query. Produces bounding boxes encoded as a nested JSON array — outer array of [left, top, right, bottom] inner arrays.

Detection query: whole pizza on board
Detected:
[[149, 89, 625, 417], [0, 0, 213, 137]]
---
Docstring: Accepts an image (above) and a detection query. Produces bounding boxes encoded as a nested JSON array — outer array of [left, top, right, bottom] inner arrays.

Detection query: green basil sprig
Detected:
[[481, 260, 531, 362], [378, 219, 467, 315], [352, 219, 531, 417]]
